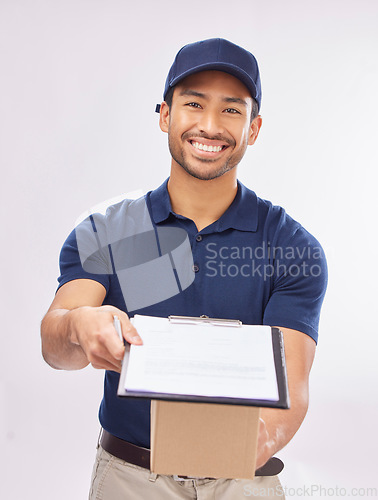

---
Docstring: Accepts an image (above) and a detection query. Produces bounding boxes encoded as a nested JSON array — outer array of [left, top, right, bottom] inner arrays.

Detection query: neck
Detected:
[[167, 162, 238, 232]]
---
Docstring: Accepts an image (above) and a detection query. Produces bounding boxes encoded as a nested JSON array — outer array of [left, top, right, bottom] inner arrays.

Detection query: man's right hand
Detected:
[[41, 279, 142, 372], [68, 305, 142, 372]]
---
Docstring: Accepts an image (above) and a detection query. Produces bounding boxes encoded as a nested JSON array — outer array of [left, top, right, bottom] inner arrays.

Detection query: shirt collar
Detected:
[[148, 179, 172, 224], [148, 178, 258, 232]]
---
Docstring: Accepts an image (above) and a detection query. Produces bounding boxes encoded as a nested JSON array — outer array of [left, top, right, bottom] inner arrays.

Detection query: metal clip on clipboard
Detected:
[[168, 315, 242, 327]]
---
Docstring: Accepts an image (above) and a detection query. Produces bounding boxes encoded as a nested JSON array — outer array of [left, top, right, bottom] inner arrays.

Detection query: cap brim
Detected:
[[166, 62, 258, 102]]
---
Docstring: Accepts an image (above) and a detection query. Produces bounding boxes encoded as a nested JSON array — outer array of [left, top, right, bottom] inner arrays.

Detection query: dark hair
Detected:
[[164, 86, 259, 122]]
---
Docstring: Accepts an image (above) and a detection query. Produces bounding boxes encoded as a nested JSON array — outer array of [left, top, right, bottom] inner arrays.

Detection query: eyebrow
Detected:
[[179, 90, 206, 99], [222, 96, 248, 107], [178, 89, 248, 107]]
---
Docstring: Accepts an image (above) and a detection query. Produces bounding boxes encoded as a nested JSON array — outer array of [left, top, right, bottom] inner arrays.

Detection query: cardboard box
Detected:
[[150, 400, 260, 479]]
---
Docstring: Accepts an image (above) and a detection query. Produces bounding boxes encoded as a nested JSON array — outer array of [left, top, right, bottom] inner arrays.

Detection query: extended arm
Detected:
[[255, 327, 316, 469], [41, 279, 142, 372]]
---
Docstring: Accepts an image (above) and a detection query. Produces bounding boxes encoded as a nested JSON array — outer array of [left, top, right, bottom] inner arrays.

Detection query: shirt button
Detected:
[[193, 264, 200, 273], [196, 235, 203, 242]]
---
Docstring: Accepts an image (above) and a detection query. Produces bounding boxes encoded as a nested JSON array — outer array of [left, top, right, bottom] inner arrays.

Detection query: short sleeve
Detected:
[[263, 223, 328, 343], [57, 215, 112, 293]]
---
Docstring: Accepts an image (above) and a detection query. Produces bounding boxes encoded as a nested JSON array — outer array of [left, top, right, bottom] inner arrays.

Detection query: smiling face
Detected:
[[159, 70, 261, 181]]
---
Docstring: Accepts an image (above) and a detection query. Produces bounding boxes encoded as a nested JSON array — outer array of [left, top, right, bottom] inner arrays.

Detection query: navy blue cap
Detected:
[[156, 38, 262, 113]]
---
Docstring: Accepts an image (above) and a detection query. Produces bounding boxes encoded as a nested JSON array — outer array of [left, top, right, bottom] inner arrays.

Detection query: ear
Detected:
[[247, 115, 262, 146], [159, 101, 170, 133]]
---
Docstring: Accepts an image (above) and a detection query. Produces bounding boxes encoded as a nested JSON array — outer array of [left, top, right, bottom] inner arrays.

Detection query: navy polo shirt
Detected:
[[58, 179, 327, 447]]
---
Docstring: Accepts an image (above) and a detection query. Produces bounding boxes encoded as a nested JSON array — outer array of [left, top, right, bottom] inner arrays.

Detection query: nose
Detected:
[[197, 109, 225, 137]]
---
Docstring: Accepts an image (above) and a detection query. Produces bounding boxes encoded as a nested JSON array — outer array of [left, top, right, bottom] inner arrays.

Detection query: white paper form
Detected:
[[125, 315, 279, 401]]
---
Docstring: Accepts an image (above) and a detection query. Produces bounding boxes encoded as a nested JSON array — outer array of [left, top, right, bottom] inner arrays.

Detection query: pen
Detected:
[[113, 315, 123, 342]]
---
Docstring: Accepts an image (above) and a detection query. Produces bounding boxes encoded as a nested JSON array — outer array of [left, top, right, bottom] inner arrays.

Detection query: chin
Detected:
[[182, 163, 236, 181]]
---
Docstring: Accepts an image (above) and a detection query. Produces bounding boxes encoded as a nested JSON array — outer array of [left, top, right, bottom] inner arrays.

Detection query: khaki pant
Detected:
[[89, 446, 286, 499]]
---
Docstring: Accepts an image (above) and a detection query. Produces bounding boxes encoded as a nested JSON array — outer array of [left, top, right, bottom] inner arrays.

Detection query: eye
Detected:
[[186, 102, 202, 109], [224, 108, 240, 114]]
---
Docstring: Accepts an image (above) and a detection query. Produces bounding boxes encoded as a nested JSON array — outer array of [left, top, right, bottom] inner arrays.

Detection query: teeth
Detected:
[[192, 141, 223, 152]]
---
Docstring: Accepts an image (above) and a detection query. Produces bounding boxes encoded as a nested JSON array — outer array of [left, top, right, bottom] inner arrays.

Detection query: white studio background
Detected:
[[1, 1, 377, 499]]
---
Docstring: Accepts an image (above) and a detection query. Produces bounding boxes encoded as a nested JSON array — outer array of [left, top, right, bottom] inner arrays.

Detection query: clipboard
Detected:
[[117, 315, 290, 409]]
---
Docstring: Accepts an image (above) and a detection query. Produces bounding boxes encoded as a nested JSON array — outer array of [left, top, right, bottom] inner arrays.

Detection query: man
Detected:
[[41, 38, 327, 499]]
